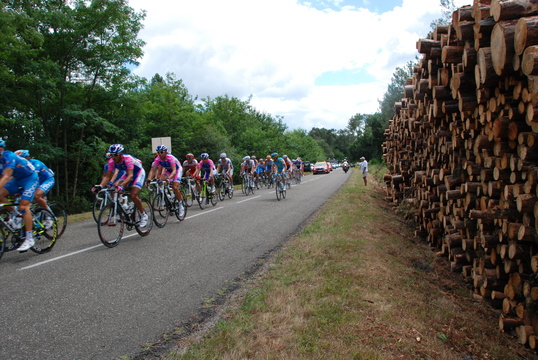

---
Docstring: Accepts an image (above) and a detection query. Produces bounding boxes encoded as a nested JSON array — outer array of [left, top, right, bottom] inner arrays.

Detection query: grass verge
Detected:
[[156, 166, 534, 360]]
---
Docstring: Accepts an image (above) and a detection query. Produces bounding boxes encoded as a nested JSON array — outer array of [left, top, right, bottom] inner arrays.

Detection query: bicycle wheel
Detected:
[[282, 186, 287, 199], [210, 190, 218, 206], [182, 183, 194, 207], [135, 198, 153, 236], [174, 198, 187, 221], [218, 182, 226, 201], [228, 183, 234, 199], [92, 193, 105, 222], [198, 185, 207, 210], [31, 207, 58, 254], [49, 201, 68, 238], [275, 180, 281, 201], [97, 204, 123, 247], [152, 193, 169, 228]]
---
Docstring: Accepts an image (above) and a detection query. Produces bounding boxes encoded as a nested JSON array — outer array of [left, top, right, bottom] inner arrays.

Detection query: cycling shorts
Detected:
[[256, 167, 264, 174], [163, 166, 182, 183], [38, 177, 55, 194], [120, 168, 146, 189], [5, 171, 39, 202]]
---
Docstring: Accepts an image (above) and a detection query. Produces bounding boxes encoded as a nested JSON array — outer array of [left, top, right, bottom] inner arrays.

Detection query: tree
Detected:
[[378, 61, 415, 121]]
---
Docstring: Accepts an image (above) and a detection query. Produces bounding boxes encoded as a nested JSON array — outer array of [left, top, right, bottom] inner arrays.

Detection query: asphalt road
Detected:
[[0, 169, 350, 360]]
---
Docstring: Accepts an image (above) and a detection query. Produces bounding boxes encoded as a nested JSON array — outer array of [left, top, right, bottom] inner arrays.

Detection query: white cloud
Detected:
[[128, 0, 469, 130]]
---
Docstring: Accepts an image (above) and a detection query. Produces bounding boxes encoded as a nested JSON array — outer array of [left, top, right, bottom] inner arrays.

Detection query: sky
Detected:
[[128, 0, 470, 131]]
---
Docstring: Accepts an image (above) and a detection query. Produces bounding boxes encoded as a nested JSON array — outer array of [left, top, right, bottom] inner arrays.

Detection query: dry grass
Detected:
[[160, 168, 537, 360]]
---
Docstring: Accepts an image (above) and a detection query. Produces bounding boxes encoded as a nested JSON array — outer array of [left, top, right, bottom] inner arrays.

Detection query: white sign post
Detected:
[[151, 137, 172, 154]]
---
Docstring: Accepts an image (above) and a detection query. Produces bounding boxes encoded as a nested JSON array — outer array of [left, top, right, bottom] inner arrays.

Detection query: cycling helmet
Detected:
[[220, 153, 227, 158], [105, 152, 112, 159], [186, 153, 194, 159], [108, 143, 124, 154], [271, 152, 278, 158], [251, 155, 256, 159], [156, 144, 168, 153], [200, 152, 209, 160], [15, 149, 30, 158], [266, 155, 271, 159], [283, 155, 288, 159], [243, 156, 251, 161], [0, 139, 6, 147]]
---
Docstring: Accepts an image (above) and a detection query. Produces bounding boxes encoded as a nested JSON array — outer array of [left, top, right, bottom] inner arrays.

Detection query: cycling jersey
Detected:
[[272, 158, 285, 173], [30, 159, 55, 194], [197, 159, 216, 180], [241, 160, 255, 173], [217, 157, 233, 170], [264, 158, 273, 172], [256, 161, 265, 174], [107, 154, 145, 189], [152, 154, 182, 182], [284, 158, 293, 170], [183, 159, 198, 176], [0, 151, 39, 201], [293, 159, 303, 169]]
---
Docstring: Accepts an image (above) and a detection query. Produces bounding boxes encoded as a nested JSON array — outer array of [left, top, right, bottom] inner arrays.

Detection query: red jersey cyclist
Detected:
[[182, 153, 198, 178], [99, 144, 149, 227], [193, 153, 216, 194], [146, 145, 185, 217]]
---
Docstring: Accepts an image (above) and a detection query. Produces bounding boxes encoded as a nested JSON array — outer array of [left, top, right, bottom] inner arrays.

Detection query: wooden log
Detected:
[[515, 16, 538, 55], [521, 45, 538, 75], [491, 19, 519, 76], [442, 46, 465, 64], [499, 315, 524, 331], [491, 0, 538, 21]]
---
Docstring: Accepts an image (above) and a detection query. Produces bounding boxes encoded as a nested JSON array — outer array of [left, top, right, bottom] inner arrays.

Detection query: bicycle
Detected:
[[241, 173, 255, 196], [96, 188, 153, 248], [0, 201, 58, 260], [198, 178, 218, 209], [149, 180, 187, 228], [217, 173, 234, 201], [274, 173, 286, 201]]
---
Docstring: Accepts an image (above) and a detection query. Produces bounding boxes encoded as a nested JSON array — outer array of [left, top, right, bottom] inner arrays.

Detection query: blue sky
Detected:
[[129, 0, 468, 130]]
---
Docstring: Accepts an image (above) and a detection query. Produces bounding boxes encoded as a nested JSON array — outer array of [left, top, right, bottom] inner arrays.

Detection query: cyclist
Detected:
[[255, 157, 265, 187], [194, 153, 216, 194], [293, 157, 304, 178], [147, 145, 185, 217], [264, 155, 274, 181], [282, 155, 293, 183], [100, 144, 149, 227], [0, 140, 39, 251], [15, 149, 55, 213], [216, 152, 234, 187], [182, 153, 198, 178], [240, 156, 256, 188], [271, 154, 286, 188]]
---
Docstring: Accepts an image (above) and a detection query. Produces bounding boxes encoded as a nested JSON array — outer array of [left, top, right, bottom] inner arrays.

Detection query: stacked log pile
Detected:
[[382, 0, 538, 348]]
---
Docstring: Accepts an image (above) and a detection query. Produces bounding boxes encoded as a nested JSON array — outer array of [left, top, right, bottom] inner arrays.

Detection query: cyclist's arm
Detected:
[[119, 167, 133, 188], [99, 171, 113, 187], [0, 168, 13, 189]]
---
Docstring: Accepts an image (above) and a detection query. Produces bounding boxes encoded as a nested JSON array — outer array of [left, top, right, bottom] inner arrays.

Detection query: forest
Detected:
[[0, 0, 407, 212]]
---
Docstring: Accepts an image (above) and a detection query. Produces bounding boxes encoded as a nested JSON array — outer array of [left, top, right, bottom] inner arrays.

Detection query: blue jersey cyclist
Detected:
[[15, 149, 55, 212], [99, 144, 149, 227], [0, 140, 39, 251]]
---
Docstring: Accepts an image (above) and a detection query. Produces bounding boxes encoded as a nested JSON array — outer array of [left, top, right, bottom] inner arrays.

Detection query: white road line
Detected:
[[185, 207, 223, 218], [19, 243, 105, 270], [237, 195, 261, 203]]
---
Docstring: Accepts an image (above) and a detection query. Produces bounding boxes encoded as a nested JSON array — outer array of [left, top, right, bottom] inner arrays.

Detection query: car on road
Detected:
[[303, 161, 311, 172], [312, 161, 330, 175]]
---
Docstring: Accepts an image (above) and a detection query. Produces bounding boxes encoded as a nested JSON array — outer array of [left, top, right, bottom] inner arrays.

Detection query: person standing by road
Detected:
[[359, 156, 368, 186]]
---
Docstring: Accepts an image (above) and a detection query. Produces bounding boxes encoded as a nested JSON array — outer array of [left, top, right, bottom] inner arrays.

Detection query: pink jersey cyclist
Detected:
[[106, 153, 145, 189], [151, 153, 182, 182]]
